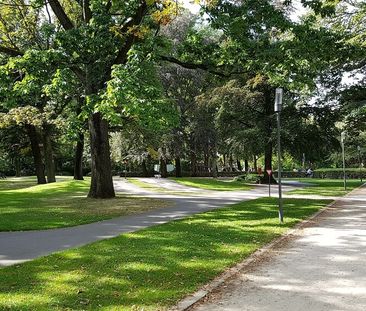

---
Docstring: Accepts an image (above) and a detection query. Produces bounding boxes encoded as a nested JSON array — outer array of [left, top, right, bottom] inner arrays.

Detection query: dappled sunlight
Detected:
[[0, 180, 169, 231], [0, 198, 329, 310]]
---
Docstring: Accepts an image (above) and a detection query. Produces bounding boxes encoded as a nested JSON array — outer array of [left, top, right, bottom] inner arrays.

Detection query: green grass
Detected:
[[287, 178, 363, 196], [0, 178, 168, 231], [170, 177, 253, 191], [0, 176, 39, 191], [0, 197, 330, 310]]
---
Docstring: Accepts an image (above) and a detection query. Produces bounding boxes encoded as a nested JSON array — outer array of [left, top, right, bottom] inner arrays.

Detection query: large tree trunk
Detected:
[[237, 159, 242, 171], [88, 112, 115, 198], [25, 124, 46, 184], [14, 155, 20, 177], [229, 154, 234, 172], [263, 87, 276, 184], [253, 156, 258, 172], [211, 143, 218, 178], [73, 132, 84, 180], [175, 157, 182, 177], [142, 159, 148, 177], [263, 141, 276, 183], [160, 157, 168, 178], [42, 125, 56, 183], [204, 151, 209, 172], [244, 159, 249, 173]]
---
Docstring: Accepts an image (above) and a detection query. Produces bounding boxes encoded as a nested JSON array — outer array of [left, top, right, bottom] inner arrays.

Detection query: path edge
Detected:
[[170, 183, 365, 311]]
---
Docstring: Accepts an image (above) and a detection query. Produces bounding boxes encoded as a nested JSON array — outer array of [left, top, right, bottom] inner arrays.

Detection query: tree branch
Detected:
[[48, 0, 74, 30], [160, 55, 228, 77], [82, 0, 92, 23], [0, 45, 23, 57], [113, 1, 148, 65]]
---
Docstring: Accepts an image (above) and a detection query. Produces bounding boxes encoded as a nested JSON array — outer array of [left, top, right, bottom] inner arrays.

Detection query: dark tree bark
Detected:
[[142, 159, 148, 177], [204, 152, 209, 172], [190, 150, 197, 177], [175, 157, 182, 177], [237, 159, 242, 171], [244, 159, 249, 173], [253, 155, 258, 172], [42, 126, 56, 183], [262, 87, 276, 184], [88, 112, 115, 198], [25, 124, 46, 184], [229, 154, 234, 172], [73, 132, 84, 180], [160, 157, 168, 178], [211, 144, 218, 178], [13, 155, 20, 177]]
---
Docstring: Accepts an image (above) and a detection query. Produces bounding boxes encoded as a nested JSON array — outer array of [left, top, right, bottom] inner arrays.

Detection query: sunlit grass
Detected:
[[170, 177, 253, 191], [0, 198, 330, 310], [287, 178, 363, 196], [0, 178, 168, 231]]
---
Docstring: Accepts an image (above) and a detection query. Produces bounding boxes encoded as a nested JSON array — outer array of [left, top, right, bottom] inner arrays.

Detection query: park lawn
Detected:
[[0, 176, 40, 191], [287, 178, 363, 196], [0, 197, 330, 311], [170, 177, 253, 191], [0, 179, 168, 231]]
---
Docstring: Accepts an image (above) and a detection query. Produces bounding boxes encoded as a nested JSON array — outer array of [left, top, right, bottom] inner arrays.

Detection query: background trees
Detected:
[[0, 0, 364, 187]]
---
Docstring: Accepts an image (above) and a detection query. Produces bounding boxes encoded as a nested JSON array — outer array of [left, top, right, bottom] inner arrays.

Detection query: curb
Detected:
[[170, 183, 365, 311]]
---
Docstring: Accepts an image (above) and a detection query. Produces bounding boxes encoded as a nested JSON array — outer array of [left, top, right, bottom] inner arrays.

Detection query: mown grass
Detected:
[[170, 177, 253, 191], [0, 178, 168, 231], [287, 178, 363, 196], [0, 176, 40, 191], [0, 197, 330, 310]]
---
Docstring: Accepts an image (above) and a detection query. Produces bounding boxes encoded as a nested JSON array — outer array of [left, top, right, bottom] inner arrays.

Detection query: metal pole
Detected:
[[274, 88, 284, 223], [341, 132, 346, 191], [269, 173, 271, 197], [277, 111, 283, 223], [358, 146, 362, 183]]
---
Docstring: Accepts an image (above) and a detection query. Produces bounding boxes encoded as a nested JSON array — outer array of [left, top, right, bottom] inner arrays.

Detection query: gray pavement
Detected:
[[192, 185, 366, 311]]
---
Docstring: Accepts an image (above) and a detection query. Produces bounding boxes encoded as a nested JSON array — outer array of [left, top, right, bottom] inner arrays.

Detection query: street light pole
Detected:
[[358, 145, 362, 183], [275, 88, 284, 223], [341, 132, 347, 191]]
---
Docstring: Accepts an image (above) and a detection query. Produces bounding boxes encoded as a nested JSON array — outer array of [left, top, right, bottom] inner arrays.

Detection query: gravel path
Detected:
[[192, 185, 366, 311]]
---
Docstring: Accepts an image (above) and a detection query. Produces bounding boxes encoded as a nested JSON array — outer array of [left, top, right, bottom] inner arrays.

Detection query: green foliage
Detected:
[[104, 60, 178, 132], [234, 174, 261, 184]]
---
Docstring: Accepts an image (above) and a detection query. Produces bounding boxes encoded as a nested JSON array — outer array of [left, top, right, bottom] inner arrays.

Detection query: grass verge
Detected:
[[170, 177, 253, 191], [0, 197, 330, 310], [0, 179, 168, 231], [287, 178, 363, 196]]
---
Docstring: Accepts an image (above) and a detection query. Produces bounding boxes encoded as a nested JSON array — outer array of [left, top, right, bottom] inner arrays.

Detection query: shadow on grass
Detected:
[[0, 198, 329, 310], [0, 180, 166, 231]]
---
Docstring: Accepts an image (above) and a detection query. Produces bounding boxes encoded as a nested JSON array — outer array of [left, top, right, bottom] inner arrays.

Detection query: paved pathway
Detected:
[[0, 178, 270, 266], [193, 185, 366, 311], [0, 178, 322, 267]]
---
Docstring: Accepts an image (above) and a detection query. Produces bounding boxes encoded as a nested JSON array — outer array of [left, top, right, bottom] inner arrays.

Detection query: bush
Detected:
[[272, 168, 366, 179], [234, 173, 261, 184]]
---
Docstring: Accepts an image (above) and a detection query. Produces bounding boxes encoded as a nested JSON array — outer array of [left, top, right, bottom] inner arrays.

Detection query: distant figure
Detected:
[[258, 167, 263, 175], [306, 168, 313, 178]]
